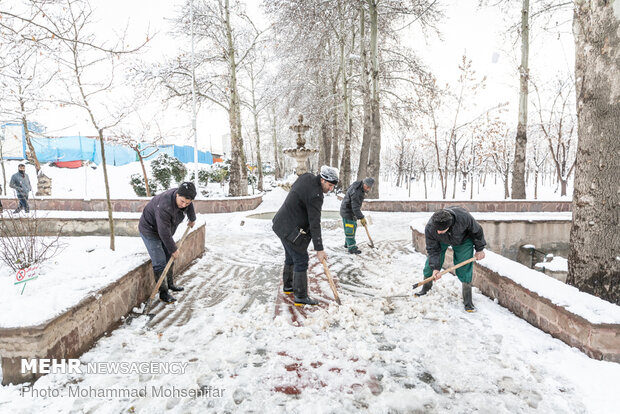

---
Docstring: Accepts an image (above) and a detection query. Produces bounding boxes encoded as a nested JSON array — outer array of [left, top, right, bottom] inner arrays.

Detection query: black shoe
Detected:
[[414, 281, 433, 297], [159, 290, 176, 303], [294, 296, 319, 306], [348, 247, 362, 254], [293, 271, 319, 306], [167, 274, 184, 292], [462, 283, 474, 312], [283, 264, 294, 294]]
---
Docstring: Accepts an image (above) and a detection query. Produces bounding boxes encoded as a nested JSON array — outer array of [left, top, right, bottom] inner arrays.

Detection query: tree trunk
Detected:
[[271, 111, 282, 180], [330, 110, 339, 169], [511, 0, 530, 199], [339, 25, 352, 190], [98, 129, 115, 250], [366, 0, 381, 199], [138, 152, 151, 197], [568, 1, 620, 305], [225, 0, 247, 197], [534, 169, 538, 199], [250, 75, 263, 191], [357, 7, 371, 182], [319, 122, 331, 168]]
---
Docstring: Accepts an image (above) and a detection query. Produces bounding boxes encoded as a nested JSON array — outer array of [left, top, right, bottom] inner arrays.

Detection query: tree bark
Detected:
[[366, 0, 381, 199], [319, 122, 331, 168], [330, 109, 339, 169], [271, 110, 282, 180], [225, 0, 247, 197], [568, 1, 620, 304], [357, 7, 372, 182], [511, 0, 530, 199]]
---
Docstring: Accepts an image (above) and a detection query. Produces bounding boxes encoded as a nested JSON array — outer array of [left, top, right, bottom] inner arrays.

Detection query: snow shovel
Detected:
[[128, 226, 192, 322], [362, 222, 375, 248], [412, 257, 477, 290], [320, 258, 342, 305]]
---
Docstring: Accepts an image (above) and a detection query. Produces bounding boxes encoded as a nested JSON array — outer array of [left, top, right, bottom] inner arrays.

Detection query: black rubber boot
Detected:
[[293, 271, 318, 306], [166, 264, 184, 292], [414, 280, 433, 297], [154, 270, 176, 303], [463, 283, 475, 312], [348, 247, 362, 254], [282, 264, 294, 294]]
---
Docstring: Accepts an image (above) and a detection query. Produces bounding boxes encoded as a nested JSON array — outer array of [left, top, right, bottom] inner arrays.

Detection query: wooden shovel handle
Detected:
[[362, 222, 375, 248], [413, 257, 477, 289], [321, 258, 342, 305], [148, 226, 192, 300]]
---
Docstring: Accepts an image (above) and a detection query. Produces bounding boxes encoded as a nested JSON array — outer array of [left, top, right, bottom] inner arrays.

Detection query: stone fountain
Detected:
[[283, 114, 318, 176]]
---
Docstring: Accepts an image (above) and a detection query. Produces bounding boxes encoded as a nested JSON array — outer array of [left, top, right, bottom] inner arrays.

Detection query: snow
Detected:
[[536, 256, 568, 272], [1, 188, 619, 413], [0, 236, 150, 328]]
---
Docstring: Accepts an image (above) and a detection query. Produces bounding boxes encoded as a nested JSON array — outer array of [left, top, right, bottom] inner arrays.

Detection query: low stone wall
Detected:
[[0, 194, 263, 214], [0, 217, 141, 237], [358, 199, 571, 213], [411, 228, 620, 362], [0, 224, 205, 385], [478, 220, 570, 261]]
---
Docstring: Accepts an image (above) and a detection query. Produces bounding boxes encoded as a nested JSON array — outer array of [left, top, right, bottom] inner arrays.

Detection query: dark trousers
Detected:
[[140, 232, 172, 273], [15, 194, 29, 213], [279, 237, 309, 272]]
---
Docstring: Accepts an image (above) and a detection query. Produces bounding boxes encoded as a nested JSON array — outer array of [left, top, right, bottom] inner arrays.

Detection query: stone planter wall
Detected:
[[0, 194, 263, 214], [0, 225, 205, 385], [411, 228, 620, 363], [0, 217, 141, 237], [477, 220, 571, 260], [353, 199, 572, 213]]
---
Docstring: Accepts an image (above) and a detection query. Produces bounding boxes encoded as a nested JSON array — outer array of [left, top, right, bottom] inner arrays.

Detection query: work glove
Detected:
[[360, 217, 367, 226]]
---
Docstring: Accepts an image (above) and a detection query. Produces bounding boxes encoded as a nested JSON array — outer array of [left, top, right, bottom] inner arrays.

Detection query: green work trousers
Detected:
[[423, 238, 474, 283], [342, 218, 358, 251]]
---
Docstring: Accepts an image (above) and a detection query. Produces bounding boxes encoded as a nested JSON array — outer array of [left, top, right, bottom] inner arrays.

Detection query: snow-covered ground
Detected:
[[1, 188, 618, 413]]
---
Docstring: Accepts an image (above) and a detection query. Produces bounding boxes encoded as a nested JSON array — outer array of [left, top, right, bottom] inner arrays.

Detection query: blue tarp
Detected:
[[27, 135, 212, 166]]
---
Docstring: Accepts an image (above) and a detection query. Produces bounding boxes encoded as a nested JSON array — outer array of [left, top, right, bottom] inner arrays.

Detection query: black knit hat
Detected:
[[431, 209, 453, 230], [177, 182, 197, 200]]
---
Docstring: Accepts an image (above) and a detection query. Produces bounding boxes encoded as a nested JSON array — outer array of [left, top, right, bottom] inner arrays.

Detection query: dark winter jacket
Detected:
[[272, 173, 325, 252], [9, 172, 32, 196], [139, 188, 196, 254], [425, 206, 486, 271], [340, 180, 367, 220]]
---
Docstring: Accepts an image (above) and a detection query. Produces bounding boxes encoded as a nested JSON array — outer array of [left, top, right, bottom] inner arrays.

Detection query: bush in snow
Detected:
[[129, 173, 158, 197], [150, 153, 187, 190], [0, 211, 65, 272]]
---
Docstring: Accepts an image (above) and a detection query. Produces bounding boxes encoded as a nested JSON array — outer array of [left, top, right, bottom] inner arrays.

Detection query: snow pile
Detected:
[[535, 255, 568, 272]]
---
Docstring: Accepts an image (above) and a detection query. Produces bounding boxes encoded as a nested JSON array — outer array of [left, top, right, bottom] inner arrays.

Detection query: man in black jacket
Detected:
[[416, 207, 486, 312], [139, 182, 197, 303], [272, 166, 339, 306], [340, 177, 374, 254]]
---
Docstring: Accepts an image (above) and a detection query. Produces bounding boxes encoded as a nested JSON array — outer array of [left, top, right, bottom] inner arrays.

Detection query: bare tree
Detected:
[[532, 78, 576, 196]]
